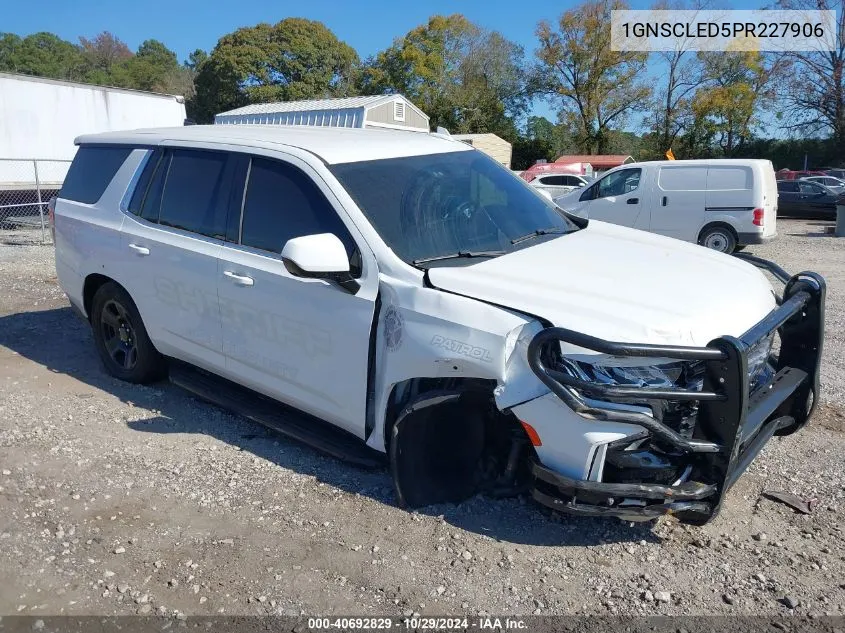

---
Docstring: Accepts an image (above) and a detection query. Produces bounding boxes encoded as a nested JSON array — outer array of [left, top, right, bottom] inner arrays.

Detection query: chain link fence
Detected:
[[0, 158, 71, 245]]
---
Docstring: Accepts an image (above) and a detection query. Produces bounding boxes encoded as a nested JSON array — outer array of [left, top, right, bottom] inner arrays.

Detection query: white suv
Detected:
[[54, 125, 825, 524], [529, 173, 589, 198]]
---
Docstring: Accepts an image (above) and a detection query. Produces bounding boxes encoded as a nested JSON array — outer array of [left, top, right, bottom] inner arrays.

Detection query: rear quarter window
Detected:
[[59, 146, 132, 204]]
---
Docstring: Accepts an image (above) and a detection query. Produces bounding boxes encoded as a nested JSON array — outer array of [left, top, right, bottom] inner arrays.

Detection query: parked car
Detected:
[[777, 180, 842, 219], [529, 173, 589, 198], [800, 175, 845, 194], [553, 159, 778, 253], [824, 168, 845, 180], [776, 169, 827, 180], [53, 126, 825, 525]]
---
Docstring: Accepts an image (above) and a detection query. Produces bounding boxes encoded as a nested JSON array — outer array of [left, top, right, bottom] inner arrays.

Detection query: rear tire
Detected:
[[90, 282, 165, 383], [698, 225, 737, 254]]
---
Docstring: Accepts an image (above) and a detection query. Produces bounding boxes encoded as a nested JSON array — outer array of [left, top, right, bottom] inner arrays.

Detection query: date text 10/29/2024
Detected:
[[307, 617, 528, 630]]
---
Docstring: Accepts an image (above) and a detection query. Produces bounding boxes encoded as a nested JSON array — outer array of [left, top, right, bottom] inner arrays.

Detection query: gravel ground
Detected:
[[0, 219, 843, 619]]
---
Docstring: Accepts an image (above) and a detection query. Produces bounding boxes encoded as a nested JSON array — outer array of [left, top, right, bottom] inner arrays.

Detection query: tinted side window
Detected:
[[139, 152, 170, 223], [60, 146, 132, 203], [158, 149, 229, 238], [128, 150, 162, 216], [543, 176, 567, 186], [240, 157, 355, 258]]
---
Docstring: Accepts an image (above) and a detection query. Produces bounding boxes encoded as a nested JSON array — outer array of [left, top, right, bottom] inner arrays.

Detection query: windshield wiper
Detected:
[[412, 250, 506, 265], [510, 227, 568, 245]]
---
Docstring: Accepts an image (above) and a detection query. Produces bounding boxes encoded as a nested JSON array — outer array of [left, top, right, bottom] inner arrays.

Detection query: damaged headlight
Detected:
[[747, 332, 776, 392], [564, 358, 703, 391], [564, 330, 776, 397]]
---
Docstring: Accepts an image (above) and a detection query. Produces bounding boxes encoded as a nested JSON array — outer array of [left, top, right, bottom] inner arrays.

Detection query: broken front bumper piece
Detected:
[[526, 260, 825, 525]]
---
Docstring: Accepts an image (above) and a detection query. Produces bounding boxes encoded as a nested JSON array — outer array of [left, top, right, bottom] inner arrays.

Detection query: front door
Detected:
[[217, 153, 378, 437], [584, 167, 645, 228]]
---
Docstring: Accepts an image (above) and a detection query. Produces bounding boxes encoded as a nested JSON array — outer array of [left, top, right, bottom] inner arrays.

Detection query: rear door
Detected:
[[582, 167, 645, 228], [652, 165, 707, 240], [703, 163, 757, 238], [216, 152, 378, 437], [118, 147, 237, 372]]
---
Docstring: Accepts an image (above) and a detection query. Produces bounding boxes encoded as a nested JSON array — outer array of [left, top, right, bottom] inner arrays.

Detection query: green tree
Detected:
[[185, 49, 208, 71], [360, 14, 530, 136], [192, 18, 358, 122], [536, 0, 651, 154], [0, 32, 86, 80], [524, 115, 578, 157], [0, 33, 23, 72], [112, 39, 180, 91], [687, 51, 780, 156]]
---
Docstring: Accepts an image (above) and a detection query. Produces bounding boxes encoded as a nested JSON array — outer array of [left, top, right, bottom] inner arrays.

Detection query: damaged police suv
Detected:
[[54, 125, 825, 525]]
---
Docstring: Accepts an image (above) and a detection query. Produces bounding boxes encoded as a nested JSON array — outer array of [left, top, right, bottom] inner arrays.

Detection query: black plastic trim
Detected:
[[733, 252, 792, 283], [735, 232, 774, 245]]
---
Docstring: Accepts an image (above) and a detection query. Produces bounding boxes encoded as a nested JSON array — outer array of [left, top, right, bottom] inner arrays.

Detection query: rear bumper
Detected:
[[736, 231, 775, 245], [526, 259, 825, 525]]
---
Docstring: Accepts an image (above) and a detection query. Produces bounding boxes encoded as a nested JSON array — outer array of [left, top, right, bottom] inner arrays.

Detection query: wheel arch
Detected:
[[698, 220, 739, 242], [383, 376, 533, 508], [381, 376, 496, 453], [698, 221, 739, 252], [83, 273, 121, 321]]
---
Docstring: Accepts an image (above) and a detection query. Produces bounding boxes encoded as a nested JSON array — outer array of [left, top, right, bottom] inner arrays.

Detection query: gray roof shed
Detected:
[[214, 94, 429, 132]]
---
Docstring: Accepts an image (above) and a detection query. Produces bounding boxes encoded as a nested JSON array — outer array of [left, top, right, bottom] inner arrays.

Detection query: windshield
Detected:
[[330, 150, 578, 265]]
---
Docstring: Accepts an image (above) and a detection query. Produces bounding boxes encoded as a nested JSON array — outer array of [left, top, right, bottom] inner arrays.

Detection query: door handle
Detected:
[[223, 270, 254, 287], [128, 243, 150, 256], [627, 198, 639, 204], [662, 196, 668, 206]]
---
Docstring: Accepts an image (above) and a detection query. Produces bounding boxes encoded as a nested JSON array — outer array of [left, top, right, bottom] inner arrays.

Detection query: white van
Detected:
[[553, 159, 778, 253]]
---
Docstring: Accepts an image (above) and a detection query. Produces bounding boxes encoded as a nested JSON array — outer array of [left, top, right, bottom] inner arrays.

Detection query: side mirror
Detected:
[[281, 233, 360, 294], [537, 189, 554, 202]]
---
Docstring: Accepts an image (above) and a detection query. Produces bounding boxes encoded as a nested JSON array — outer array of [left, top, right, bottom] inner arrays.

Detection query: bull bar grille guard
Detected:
[[526, 255, 825, 525]]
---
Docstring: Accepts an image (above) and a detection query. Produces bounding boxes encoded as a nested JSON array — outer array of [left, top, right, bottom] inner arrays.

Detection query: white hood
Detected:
[[428, 221, 776, 347]]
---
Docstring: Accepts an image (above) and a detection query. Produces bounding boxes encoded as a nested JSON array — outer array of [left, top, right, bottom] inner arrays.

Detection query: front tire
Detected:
[[698, 225, 737, 254], [90, 282, 165, 383], [390, 392, 485, 508]]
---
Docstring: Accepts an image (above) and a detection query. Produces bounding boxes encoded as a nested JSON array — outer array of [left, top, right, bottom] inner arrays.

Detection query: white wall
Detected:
[[0, 75, 186, 162]]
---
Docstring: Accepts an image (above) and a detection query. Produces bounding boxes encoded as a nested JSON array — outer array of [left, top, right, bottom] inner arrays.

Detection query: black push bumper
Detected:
[[526, 255, 825, 525]]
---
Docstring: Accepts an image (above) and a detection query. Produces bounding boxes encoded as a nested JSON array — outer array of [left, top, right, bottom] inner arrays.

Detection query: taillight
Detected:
[[753, 208, 765, 226]]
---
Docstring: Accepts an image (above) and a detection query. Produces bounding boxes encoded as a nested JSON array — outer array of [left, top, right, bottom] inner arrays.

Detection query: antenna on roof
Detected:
[[435, 126, 450, 136]]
